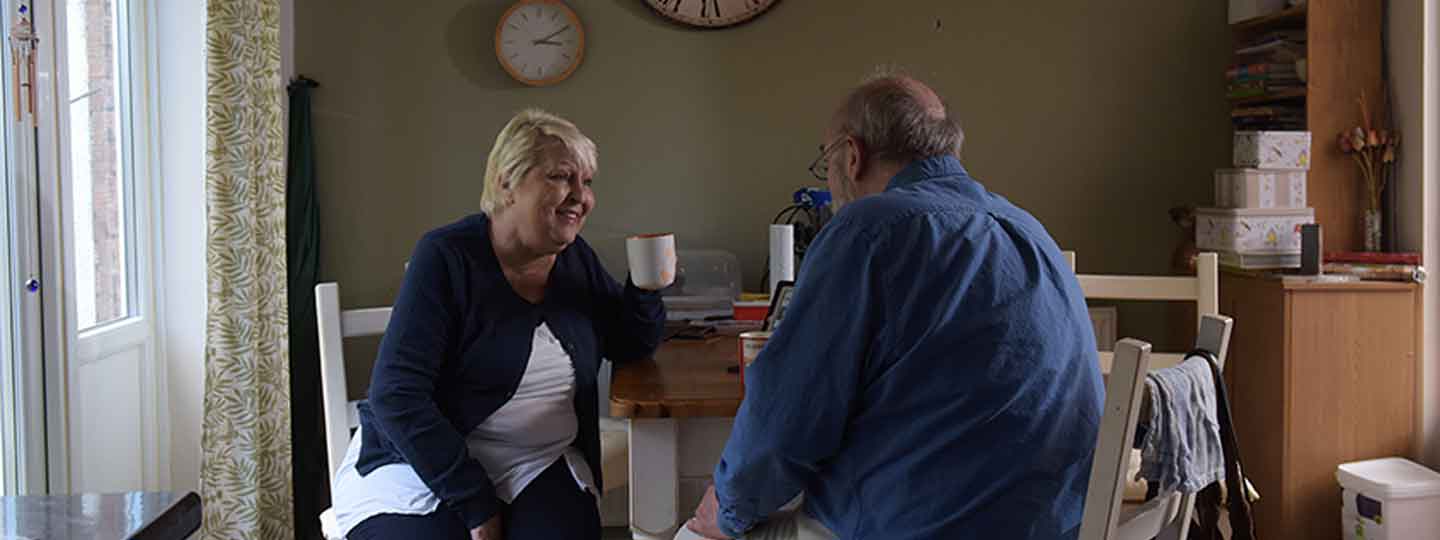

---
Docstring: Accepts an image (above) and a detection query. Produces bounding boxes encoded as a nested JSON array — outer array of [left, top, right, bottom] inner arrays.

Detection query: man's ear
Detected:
[[845, 136, 865, 179]]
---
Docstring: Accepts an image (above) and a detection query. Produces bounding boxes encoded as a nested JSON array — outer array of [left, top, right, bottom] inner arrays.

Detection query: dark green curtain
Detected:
[[287, 76, 324, 540]]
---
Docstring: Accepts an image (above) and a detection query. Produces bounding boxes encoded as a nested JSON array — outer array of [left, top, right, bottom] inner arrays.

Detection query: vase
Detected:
[[1363, 208, 1383, 252]]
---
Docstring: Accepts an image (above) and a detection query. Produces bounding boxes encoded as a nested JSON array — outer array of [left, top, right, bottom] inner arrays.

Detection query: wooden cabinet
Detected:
[[1220, 272, 1421, 540]]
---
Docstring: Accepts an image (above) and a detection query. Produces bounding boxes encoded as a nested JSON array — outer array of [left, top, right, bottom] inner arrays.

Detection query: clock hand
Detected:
[[534, 39, 564, 46], [532, 25, 570, 44]]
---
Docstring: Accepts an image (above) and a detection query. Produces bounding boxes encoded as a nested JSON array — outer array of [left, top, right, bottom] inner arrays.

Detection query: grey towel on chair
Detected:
[[1139, 356, 1224, 494]]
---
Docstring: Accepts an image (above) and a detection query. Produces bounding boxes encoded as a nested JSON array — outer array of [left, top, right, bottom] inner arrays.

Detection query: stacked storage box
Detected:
[[1197, 131, 1316, 269]]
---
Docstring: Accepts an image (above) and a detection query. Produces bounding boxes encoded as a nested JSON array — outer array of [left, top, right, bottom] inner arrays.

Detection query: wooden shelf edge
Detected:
[[610, 398, 743, 419], [1281, 280, 1419, 291], [1231, 4, 1308, 31]]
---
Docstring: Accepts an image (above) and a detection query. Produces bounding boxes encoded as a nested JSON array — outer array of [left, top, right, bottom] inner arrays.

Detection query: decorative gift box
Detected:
[[1234, 130, 1312, 170], [1196, 207, 1315, 255]]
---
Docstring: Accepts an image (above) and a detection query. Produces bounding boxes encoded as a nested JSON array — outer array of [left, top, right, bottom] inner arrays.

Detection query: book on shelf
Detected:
[[1232, 119, 1305, 131], [1324, 251, 1422, 265], [1228, 72, 1301, 84], [1322, 263, 1427, 283], [1234, 41, 1306, 62], [1226, 62, 1298, 79], [1248, 29, 1307, 44], [1232, 105, 1305, 118], [1227, 80, 1305, 99]]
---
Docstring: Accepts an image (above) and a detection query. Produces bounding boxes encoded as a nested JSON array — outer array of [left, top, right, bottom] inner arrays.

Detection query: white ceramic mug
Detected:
[[626, 233, 677, 290]]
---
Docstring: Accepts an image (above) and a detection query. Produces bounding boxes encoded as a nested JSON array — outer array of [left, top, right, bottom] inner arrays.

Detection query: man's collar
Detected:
[[886, 155, 968, 191]]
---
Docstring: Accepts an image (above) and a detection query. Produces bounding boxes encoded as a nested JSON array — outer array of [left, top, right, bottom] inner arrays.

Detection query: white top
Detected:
[[330, 323, 595, 536]]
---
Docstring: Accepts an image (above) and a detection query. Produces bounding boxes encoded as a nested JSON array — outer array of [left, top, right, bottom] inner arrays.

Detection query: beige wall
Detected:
[[295, 0, 1232, 376], [1388, 0, 1436, 468]]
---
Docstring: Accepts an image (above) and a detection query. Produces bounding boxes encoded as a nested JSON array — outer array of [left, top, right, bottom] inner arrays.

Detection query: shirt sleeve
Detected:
[[585, 247, 666, 364], [712, 223, 885, 537], [366, 235, 501, 529]]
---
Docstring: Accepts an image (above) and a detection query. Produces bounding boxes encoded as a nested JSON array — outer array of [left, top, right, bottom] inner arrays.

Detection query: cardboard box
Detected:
[[1215, 168, 1307, 209], [1234, 131, 1312, 170], [1196, 207, 1314, 254]]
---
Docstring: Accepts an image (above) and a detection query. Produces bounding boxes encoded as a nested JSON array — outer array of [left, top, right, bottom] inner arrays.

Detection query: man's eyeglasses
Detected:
[[807, 138, 846, 182]]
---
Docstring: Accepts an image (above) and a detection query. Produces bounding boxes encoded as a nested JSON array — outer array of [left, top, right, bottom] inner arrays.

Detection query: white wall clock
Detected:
[[495, 0, 585, 86], [644, 0, 779, 29]]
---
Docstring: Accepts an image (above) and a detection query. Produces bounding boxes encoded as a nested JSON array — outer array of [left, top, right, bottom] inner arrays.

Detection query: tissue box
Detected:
[[1215, 168, 1307, 209], [1234, 131, 1312, 169], [1196, 207, 1314, 254]]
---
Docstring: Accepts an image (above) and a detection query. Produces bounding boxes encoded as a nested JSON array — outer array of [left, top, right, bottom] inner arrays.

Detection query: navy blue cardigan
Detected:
[[355, 214, 665, 529]]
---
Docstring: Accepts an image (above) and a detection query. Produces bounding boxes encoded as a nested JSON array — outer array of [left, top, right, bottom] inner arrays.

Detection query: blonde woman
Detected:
[[331, 109, 666, 540]]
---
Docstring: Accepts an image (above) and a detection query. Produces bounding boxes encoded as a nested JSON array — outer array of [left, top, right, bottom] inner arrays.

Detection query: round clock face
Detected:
[[496, 1, 585, 86], [644, 0, 779, 28]]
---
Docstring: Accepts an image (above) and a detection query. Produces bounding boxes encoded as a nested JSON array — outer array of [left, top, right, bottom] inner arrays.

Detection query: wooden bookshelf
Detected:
[[1228, 0, 1383, 253], [1221, 5, 1392, 540]]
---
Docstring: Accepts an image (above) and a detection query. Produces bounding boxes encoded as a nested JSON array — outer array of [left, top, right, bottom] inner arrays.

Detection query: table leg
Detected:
[[629, 417, 679, 540]]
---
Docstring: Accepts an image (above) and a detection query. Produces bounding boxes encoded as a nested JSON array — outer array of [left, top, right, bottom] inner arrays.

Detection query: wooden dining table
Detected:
[[609, 335, 1168, 540], [611, 335, 744, 540]]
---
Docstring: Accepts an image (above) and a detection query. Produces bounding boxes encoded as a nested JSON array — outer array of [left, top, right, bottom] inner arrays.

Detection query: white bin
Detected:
[[1336, 457, 1440, 540]]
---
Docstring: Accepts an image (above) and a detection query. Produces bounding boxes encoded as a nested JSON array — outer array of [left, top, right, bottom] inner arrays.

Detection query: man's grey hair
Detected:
[[836, 69, 964, 163]]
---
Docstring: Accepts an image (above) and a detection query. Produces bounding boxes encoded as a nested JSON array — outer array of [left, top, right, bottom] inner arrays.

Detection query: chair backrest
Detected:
[[1078, 314, 1235, 540], [315, 282, 393, 479], [127, 492, 202, 540], [1064, 251, 1219, 371], [1079, 338, 1153, 540]]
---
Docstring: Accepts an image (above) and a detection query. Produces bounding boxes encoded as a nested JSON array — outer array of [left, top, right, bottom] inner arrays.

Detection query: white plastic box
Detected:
[[1337, 457, 1440, 540], [1196, 207, 1314, 255], [1234, 130, 1312, 170], [1215, 168, 1307, 209]]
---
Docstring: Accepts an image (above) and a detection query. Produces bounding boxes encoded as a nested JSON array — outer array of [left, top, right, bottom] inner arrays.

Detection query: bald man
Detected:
[[681, 74, 1104, 540]]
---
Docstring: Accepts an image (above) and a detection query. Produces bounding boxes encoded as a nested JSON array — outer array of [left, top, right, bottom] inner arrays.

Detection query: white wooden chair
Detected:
[[1068, 252, 1220, 372], [314, 282, 632, 537], [1079, 338, 1154, 540], [1077, 313, 1234, 540], [1064, 251, 1230, 540], [315, 282, 392, 540]]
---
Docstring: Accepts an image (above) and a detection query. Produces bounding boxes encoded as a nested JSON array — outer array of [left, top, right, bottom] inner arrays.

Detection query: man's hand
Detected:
[[469, 515, 502, 540], [685, 485, 731, 539]]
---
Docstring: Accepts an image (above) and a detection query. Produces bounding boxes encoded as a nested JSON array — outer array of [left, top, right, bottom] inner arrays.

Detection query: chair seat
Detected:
[[320, 507, 342, 540], [1117, 492, 1183, 540]]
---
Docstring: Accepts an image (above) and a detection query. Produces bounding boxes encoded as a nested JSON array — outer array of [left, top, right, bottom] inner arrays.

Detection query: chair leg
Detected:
[[629, 418, 679, 540]]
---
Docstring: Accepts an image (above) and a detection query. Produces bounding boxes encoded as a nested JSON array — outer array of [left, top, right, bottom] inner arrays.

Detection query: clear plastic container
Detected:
[[661, 249, 742, 320]]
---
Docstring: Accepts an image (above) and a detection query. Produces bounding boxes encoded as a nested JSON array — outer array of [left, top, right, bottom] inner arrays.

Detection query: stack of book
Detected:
[[1323, 252, 1427, 283], [1232, 104, 1304, 130], [1228, 30, 1307, 130]]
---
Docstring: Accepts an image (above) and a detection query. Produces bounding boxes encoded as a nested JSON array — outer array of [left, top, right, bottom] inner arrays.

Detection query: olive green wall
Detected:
[[296, 0, 1232, 376]]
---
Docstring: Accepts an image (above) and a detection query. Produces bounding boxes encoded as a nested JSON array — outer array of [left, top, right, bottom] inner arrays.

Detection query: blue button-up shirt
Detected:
[[714, 156, 1103, 540]]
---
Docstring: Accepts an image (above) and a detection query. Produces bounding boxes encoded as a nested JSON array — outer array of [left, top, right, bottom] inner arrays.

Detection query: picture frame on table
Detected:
[[762, 280, 795, 332]]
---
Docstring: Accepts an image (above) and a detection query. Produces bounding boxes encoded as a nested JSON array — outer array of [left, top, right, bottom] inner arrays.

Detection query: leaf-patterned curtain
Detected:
[[200, 0, 293, 538]]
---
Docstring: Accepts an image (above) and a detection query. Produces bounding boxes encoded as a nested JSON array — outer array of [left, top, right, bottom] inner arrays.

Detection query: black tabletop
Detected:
[[0, 491, 200, 539]]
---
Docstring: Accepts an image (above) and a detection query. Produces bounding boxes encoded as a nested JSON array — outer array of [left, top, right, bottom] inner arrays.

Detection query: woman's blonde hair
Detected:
[[481, 109, 598, 215]]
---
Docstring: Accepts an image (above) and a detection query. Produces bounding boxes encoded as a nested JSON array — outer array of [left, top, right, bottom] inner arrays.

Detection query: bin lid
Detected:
[[1337, 458, 1440, 500]]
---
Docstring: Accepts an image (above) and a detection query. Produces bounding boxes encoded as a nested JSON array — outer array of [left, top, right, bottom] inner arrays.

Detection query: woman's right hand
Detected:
[[470, 515, 502, 540]]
